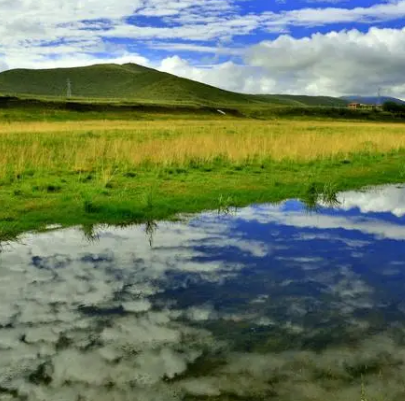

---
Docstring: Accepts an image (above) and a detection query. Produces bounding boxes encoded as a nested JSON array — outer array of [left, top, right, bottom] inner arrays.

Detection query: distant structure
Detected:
[[217, 109, 226, 115], [348, 102, 360, 110], [66, 78, 72, 98], [348, 102, 376, 110], [347, 88, 385, 110], [378, 87, 382, 107]]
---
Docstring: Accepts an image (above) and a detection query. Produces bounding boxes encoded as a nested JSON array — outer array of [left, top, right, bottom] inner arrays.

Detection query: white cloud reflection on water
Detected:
[[238, 206, 405, 241], [337, 185, 405, 217], [1, 185, 405, 399], [0, 219, 265, 399], [238, 185, 405, 241]]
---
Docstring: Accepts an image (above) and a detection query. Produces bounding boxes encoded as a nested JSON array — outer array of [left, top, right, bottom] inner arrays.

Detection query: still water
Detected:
[[1, 185, 405, 400]]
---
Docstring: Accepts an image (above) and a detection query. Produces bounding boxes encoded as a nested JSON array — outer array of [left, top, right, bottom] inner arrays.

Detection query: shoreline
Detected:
[[1, 151, 404, 241]]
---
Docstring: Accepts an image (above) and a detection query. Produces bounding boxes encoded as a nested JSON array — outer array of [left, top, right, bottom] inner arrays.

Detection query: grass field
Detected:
[[1, 120, 405, 172], [1, 118, 405, 240], [1, 95, 403, 125]]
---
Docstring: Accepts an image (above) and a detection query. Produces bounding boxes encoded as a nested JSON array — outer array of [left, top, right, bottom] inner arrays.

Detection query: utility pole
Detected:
[[67, 78, 72, 98], [377, 87, 382, 107]]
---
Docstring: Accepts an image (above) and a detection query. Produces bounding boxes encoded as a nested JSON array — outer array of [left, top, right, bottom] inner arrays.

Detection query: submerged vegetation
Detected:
[[0, 118, 405, 239]]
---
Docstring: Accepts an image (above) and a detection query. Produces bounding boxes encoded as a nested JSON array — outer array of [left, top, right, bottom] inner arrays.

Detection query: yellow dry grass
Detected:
[[0, 119, 404, 176]]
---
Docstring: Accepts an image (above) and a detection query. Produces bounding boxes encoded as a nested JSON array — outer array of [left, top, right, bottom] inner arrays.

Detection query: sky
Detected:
[[1, 0, 405, 98]]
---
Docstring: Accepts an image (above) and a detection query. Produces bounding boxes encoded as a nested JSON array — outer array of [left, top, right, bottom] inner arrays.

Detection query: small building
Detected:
[[348, 102, 361, 110], [348, 102, 377, 110]]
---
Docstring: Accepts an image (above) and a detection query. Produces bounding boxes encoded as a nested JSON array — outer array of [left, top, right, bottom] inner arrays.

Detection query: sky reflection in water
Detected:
[[1, 185, 405, 400]]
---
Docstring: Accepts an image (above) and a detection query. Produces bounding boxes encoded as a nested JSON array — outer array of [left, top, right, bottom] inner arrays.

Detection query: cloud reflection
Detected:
[[1, 185, 405, 399]]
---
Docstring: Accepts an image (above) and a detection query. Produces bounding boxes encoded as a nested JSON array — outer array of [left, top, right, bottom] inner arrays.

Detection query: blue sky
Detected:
[[1, 0, 405, 97]]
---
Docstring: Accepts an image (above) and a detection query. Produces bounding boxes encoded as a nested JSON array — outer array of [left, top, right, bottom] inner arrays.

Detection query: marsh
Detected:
[[1, 184, 405, 400]]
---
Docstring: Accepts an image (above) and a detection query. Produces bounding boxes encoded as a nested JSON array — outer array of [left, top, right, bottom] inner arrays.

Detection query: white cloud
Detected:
[[261, 0, 405, 31], [0, 60, 8, 73], [158, 56, 277, 93], [246, 27, 405, 97], [1, 51, 150, 71]]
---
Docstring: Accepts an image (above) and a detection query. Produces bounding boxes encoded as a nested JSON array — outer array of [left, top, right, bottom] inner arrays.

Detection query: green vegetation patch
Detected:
[[1, 151, 404, 241]]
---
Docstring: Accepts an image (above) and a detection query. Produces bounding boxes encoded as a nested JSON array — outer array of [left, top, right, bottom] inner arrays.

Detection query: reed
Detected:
[[0, 120, 404, 178]]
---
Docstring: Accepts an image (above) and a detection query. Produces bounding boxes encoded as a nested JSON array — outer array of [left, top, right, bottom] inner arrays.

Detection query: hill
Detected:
[[255, 94, 348, 107], [0, 63, 259, 106], [341, 96, 405, 105], [0, 63, 348, 108]]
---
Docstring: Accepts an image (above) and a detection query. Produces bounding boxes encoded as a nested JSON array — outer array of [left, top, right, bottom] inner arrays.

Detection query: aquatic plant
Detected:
[[320, 182, 340, 207], [217, 194, 238, 215]]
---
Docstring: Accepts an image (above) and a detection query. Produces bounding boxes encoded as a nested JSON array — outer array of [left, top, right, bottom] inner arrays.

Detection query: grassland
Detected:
[[1, 97, 404, 129], [1, 117, 405, 240]]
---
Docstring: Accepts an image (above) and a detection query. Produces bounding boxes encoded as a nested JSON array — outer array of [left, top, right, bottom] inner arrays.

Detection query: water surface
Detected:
[[2, 185, 405, 400]]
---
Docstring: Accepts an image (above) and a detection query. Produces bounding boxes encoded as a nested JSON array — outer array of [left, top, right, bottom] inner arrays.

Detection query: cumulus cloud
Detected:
[[158, 56, 278, 93], [246, 27, 405, 97]]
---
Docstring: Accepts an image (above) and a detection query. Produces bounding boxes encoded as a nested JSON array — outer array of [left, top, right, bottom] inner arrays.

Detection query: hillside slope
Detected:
[[341, 96, 405, 105], [0, 63, 277, 106], [255, 94, 348, 107], [0, 63, 348, 107]]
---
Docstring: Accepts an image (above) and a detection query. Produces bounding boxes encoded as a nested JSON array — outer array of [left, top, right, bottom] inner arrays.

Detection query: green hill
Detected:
[[259, 94, 349, 107], [0, 63, 348, 108]]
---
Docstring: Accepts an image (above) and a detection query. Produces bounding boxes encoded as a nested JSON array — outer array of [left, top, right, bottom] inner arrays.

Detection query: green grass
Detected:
[[0, 97, 246, 123], [1, 96, 403, 124], [253, 93, 349, 107], [1, 150, 404, 241]]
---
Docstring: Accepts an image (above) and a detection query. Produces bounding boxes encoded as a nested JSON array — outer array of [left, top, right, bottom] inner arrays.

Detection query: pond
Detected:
[[1, 185, 405, 400]]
